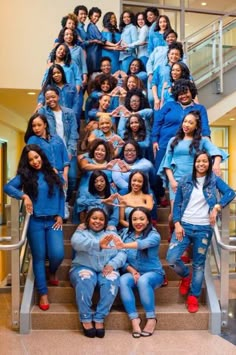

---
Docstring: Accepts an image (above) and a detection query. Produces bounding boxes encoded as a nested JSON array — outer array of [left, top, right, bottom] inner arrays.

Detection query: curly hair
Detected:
[[88, 7, 102, 19], [127, 58, 146, 75], [88, 170, 111, 197], [167, 42, 184, 61], [122, 75, 145, 92], [128, 170, 149, 194], [170, 110, 202, 154], [89, 74, 117, 95], [170, 62, 190, 83], [171, 79, 198, 101], [88, 138, 112, 162], [50, 43, 71, 66], [24, 113, 50, 143], [85, 207, 108, 230], [103, 12, 119, 35], [58, 27, 78, 46], [61, 13, 78, 28], [41, 64, 67, 94], [124, 89, 150, 111], [154, 15, 172, 33], [74, 5, 88, 16], [119, 11, 136, 31], [17, 145, 63, 200], [144, 7, 159, 27], [119, 140, 142, 160], [124, 113, 146, 142]]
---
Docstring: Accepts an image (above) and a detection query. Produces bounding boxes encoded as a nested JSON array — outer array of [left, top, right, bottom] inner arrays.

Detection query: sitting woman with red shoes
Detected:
[[4, 145, 65, 310], [166, 151, 235, 312]]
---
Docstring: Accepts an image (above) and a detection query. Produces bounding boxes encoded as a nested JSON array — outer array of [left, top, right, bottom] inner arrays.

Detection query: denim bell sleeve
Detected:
[[201, 138, 229, 161]]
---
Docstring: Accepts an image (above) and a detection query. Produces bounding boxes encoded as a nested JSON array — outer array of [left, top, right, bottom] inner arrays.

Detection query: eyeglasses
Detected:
[[124, 149, 136, 153], [130, 99, 140, 103]]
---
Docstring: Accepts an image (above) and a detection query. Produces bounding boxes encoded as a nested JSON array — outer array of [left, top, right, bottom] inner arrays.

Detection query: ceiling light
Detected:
[[27, 92, 36, 95], [229, 118, 235, 121], [201, 2, 207, 5]]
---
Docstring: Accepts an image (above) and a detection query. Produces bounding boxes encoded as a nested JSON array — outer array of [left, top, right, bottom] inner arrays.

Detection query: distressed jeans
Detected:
[[166, 222, 213, 297], [119, 272, 164, 320], [70, 265, 120, 323]]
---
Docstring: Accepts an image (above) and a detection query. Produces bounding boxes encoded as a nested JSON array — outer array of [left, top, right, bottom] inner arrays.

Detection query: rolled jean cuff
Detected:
[[128, 312, 139, 320], [146, 311, 156, 319]]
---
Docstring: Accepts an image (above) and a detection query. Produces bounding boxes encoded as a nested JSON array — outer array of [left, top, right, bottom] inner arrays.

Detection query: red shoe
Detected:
[[160, 198, 169, 208], [181, 255, 191, 264], [179, 276, 191, 296], [186, 295, 199, 313], [49, 279, 59, 286], [39, 303, 50, 311], [151, 219, 157, 229], [161, 275, 168, 287]]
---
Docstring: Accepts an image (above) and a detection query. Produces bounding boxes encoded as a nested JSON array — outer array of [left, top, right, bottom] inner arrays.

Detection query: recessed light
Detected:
[[27, 92, 36, 95], [201, 2, 207, 5], [185, 23, 189, 26], [229, 118, 235, 121]]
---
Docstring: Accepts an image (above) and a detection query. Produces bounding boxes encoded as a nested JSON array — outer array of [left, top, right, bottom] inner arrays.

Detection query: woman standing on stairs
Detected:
[[166, 151, 235, 313], [70, 208, 126, 338], [4, 145, 65, 311], [112, 207, 165, 337]]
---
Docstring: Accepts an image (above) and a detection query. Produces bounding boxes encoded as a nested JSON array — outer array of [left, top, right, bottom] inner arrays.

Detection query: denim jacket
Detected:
[[39, 106, 78, 156], [173, 173, 235, 223], [121, 229, 165, 275], [71, 229, 127, 272]]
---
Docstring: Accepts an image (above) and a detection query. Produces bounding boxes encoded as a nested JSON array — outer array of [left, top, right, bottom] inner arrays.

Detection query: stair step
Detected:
[[156, 223, 169, 240], [157, 207, 170, 223], [63, 224, 77, 241], [44, 280, 205, 305], [31, 303, 209, 331]]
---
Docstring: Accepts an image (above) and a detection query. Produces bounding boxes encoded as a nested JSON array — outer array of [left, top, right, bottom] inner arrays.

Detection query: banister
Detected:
[[0, 213, 30, 251]]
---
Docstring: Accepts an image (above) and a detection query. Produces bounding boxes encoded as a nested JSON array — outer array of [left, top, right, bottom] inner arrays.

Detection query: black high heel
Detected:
[[141, 318, 157, 337], [132, 317, 142, 338], [81, 322, 96, 338]]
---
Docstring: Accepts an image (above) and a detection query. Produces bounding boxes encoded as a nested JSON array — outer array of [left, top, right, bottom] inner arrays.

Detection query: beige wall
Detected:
[[229, 126, 236, 189], [0, 1, 120, 90]]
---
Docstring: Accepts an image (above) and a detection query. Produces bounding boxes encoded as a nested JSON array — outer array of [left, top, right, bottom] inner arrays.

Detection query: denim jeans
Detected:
[[166, 222, 213, 297], [70, 265, 120, 323], [67, 155, 78, 201], [27, 216, 64, 295], [119, 272, 164, 320], [119, 55, 136, 73]]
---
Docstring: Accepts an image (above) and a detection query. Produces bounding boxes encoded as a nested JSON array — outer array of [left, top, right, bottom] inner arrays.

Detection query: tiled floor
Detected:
[[0, 292, 236, 355]]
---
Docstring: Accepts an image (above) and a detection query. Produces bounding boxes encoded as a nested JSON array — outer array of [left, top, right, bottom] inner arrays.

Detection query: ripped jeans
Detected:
[[166, 222, 213, 297], [69, 265, 120, 323]]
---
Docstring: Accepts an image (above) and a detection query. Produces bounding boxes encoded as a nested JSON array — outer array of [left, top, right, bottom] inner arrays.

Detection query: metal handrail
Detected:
[[214, 223, 236, 251], [0, 213, 30, 251]]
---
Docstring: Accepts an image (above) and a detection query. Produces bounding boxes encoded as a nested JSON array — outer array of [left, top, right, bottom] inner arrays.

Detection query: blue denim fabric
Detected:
[[119, 272, 164, 319], [67, 155, 78, 201], [70, 265, 120, 322], [120, 55, 136, 73], [27, 216, 64, 295], [173, 174, 236, 223], [166, 222, 213, 297]]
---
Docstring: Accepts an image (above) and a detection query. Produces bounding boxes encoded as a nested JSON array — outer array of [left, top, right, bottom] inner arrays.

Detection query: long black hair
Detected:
[[170, 110, 202, 154], [124, 113, 146, 142], [41, 64, 67, 95], [128, 171, 149, 194], [154, 15, 172, 33], [58, 27, 78, 46], [17, 144, 63, 200], [128, 207, 153, 247], [119, 10, 135, 31], [24, 113, 50, 143], [88, 170, 111, 198], [127, 58, 146, 75], [192, 150, 213, 188], [85, 207, 108, 231], [103, 12, 120, 43], [49, 43, 72, 66], [170, 62, 190, 83]]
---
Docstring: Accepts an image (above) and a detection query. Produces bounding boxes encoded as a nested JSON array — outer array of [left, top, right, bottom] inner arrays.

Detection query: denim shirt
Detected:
[[39, 106, 78, 156], [4, 172, 65, 218], [119, 24, 138, 61], [173, 173, 236, 223], [121, 229, 165, 275], [71, 229, 127, 272]]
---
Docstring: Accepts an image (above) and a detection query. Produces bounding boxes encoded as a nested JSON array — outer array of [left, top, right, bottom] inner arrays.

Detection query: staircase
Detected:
[[29, 207, 209, 332]]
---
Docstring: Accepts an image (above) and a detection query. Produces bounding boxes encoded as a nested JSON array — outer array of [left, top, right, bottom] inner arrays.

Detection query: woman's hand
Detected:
[[132, 271, 140, 284], [154, 98, 160, 110], [52, 216, 63, 230], [170, 179, 178, 193], [77, 223, 86, 230], [152, 142, 159, 159], [209, 207, 219, 226], [22, 194, 33, 214], [99, 234, 113, 249], [175, 222, 185, 242], [117, 160, 130, 172], [117, 194, 127, 207], [212, 163, 221, 176], [102, 194, 118, 205], [112, 235, 125, 249], [102, 264, 114, 276]]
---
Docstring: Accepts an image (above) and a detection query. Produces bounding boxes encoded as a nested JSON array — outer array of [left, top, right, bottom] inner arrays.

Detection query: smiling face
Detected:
[[110, 13, 117, 26], [166, 32, 177, 45], [100, 80, 110, 93], [146, 11, 157, 24], [94, 175, 106, 193], [168, 49, 181, 65], [65, 18, 76, 30], [56, 45, 66, 60], [130, 60, 140, 74], [78, 9, 87, 23], [195, 153, 210, 177], [131, 210, 149, 235], [90, 12, 101, 24], [100, 60, 111, 75], [130, 95, 141, 111], [32, 117, 47, 138], [171, 63, 182, 81], [159, 16, 168, 31], [137, 14, 145, 28], [45, 90, 60, 110], [123, 12, 131, 25], [93, 144, 106, 163], [88, 210, 106, 232], [182, 114, 198, 137], [64, 28, 73, 44], [99, 116, 112, 134], [129, 116, 140, 133], [28, 150, 43, 170], [127, 76, 138, 91], [178, 88, 192, 105], [123, 143, 137, 164], [131, 173, 144, 193], [99, 95, 111, 111], [52, 67, 63, 84]]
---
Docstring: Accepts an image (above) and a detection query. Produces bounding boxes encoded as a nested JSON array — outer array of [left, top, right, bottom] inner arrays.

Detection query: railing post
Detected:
[[220, 204, 230, 328], [11, 198, 20, 330], [218, 19, 224, 93]]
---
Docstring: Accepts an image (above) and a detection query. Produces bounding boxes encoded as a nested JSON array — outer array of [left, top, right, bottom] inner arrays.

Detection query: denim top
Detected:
[[119, 24, 138, 61], [71, 229, 127, 271], [4, 172, 65, 218], [173, 173, 236, 223], [121, 229, 165, 275]]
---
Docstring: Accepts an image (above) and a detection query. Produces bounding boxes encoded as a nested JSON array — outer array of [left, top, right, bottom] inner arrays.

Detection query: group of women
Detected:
[[4, 4, 235, 339]]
